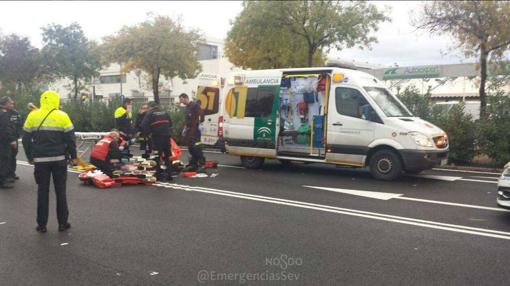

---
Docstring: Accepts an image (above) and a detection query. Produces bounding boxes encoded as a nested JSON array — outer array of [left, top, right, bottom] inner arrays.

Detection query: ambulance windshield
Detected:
[[364, 87, 412, 117]]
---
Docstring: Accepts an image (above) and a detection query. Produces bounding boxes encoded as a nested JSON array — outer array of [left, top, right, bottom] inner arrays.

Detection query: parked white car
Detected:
[[497, 162, 510, 209]]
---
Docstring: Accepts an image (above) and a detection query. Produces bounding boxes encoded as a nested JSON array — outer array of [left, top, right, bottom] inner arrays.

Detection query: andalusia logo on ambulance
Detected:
[[257, 126, 272, 138]]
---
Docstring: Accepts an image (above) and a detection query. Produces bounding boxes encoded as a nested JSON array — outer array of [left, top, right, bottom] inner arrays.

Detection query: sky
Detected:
[[0, 1, 474, 68]]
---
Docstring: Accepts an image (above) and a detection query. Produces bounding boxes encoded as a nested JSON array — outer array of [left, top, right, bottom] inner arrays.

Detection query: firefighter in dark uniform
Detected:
[[89, 130, 122, 177], [1, 97, 23, 181], [141, 101, 173, 181], [22, 91, 77, 233], [114, 98, 133, 156], [179, 93, 206, 172], [135, 103, 152, 158], [0, 97, 17, 189]]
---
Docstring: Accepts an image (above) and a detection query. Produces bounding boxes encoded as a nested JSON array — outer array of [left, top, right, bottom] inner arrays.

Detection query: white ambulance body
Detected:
[[195, 73, 223, 148], [220, 67, 449, 180]]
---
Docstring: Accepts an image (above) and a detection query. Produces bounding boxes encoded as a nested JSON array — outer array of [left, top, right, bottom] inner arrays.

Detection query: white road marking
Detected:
[[0, 222, 6, 225], [218, 164, 244, 169], [397, 197, 506, 212], [155, 182, 510, 240], [304, 185, 508, 212], [459, 178, 498, 185], [149, 272, 159, 276], [471, 176, 500, 180], [433, 168, 501, 175], [60, 243, 69, 246], [304, 185, 403, 200], [411, 174, 463, 182]]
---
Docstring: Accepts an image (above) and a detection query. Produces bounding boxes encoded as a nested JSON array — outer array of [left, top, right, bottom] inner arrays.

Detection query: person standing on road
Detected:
[[22, 91, 77, 233], [0, 97, 17, 189], [1, 97, 23, 181], [114, 98, 133, 155], [179, 93, 206, 172], [141, 101, 173, 181], [135, 103, 152, 158]]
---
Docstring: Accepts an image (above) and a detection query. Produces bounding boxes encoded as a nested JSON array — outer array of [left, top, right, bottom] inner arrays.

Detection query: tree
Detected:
[[101, 16, 202, 104], [41, 23, 101, 100], [225, 1, 325, 69], [226, 1, 387, 68], [415, 1, 510, 119], [276, 1, 389, 67], [0, 34, 43, 94]]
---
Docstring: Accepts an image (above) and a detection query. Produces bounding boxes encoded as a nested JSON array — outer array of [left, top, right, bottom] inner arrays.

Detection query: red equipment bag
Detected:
[[204, 161, 218, 168], [114, 176, 153, 186], [169, 138, 182, 161], [92, 173, 120, 189]]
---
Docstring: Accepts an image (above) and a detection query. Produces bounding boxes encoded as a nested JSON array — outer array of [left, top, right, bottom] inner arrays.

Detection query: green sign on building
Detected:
[[383, 66, 441, 80]]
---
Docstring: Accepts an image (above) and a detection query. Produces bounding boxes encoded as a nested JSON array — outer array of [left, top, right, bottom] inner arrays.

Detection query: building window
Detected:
[[198, 44, 218, 60], [99, 74, 127, 84]]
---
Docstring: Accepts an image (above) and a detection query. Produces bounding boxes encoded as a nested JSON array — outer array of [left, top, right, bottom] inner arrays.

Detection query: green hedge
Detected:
[[399, 86, 510, 167]]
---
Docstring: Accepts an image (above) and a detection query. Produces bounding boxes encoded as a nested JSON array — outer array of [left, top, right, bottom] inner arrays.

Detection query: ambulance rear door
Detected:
[[196, 74, 222, 147]]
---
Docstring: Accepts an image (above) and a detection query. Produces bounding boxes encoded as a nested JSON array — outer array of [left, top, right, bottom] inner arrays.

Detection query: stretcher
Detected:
[[79, 170, 156, 188]]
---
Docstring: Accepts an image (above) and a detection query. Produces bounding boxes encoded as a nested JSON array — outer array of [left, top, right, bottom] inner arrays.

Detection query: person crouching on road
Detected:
[[90, 130, 123, 177], [0, 97, 17, 189], [141, 101, 173, 182], [22, 91, 77, 233], [179, 93, 206, 172]]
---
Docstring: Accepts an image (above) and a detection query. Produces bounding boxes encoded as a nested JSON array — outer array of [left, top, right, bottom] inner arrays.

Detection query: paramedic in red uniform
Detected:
[[141, 101, 173, 181], [89, 130, 122, 177]]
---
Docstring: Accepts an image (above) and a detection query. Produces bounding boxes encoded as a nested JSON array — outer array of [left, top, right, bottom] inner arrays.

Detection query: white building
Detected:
[[49, 37, 241, 105]]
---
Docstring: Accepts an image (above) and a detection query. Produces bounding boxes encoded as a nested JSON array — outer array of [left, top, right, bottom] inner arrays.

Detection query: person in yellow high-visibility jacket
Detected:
[[22, 91, 77, 233], [114, 98, 133, 140]]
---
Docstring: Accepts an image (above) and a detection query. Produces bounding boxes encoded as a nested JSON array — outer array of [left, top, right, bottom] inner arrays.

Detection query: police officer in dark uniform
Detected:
[[141, 101, 173, 181], [0, 96, 17, 189], [179, 93, 206, 172], [2, 97, 22, 181]]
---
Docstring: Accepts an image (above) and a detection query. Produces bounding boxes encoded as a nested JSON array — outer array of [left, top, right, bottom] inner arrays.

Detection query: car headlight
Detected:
[[409, 132, 434, 148], [501, 165, 510, 180]]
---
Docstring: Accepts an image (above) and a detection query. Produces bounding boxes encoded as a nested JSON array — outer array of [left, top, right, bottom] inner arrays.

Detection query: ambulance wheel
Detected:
[[369, 149, 402, 181], [240, 156, 265, 169]]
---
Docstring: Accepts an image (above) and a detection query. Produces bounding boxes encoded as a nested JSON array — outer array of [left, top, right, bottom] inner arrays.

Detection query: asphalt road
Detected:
[[1, 145, 509, 285]]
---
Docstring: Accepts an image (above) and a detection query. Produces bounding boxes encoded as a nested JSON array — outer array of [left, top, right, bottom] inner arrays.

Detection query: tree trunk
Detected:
[[307, 48, 314, 67], [152, 67, 161, 104], [73, 75, 78, 100], [479, 45, 488, 120]]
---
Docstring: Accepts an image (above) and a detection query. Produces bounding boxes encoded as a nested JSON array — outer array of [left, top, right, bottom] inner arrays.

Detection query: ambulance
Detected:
[[216, 67, 449, 180], [194, 73, 224, 149]]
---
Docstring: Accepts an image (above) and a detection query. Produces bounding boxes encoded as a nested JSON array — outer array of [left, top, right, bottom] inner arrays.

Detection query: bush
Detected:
[[61, 98, 120, 132], [478, 95, 510, 166], [397, 86, 432, 120], [60, 99, 186, 141], [429, 103, 477, 164]]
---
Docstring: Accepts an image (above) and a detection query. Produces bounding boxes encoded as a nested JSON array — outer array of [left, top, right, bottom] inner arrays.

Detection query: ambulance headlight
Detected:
[[409, 132, 433, 148]]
